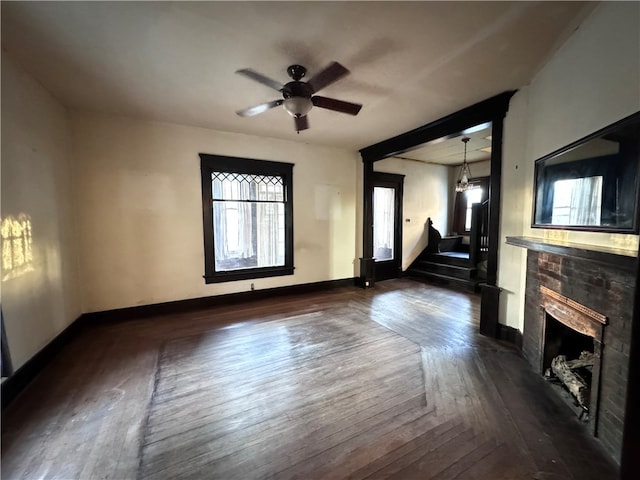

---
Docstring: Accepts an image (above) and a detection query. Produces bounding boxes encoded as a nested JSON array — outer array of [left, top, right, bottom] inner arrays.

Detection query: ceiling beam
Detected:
[[359, 91, 516, 163]]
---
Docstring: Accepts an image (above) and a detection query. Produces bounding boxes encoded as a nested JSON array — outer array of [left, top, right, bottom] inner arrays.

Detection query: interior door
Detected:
[[372, 172, 404, 281]]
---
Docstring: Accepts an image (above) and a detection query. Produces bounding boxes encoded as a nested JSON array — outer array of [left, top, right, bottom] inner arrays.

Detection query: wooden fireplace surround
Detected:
[[540, 285, 607, 435]]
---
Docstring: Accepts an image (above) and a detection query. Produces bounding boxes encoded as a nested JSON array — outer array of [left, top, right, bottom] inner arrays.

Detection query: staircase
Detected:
[[406, 203, 489, 292], [406, 251, 482, 292]]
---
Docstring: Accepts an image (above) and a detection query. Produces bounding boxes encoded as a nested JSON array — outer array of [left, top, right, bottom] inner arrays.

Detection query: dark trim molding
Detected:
[[497, 323, 523, 350], [1, 277, 356, 411], [82, 278, 357, 323], [486, 118, 504, 286], [359, 91, 515, 163], [505, 235, 638, 272], [1, 315, 88, 410], [480, 283, 501, 337], [362, 160, 374, 263]]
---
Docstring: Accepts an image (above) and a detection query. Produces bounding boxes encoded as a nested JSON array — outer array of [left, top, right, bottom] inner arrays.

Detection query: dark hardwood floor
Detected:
[[1, 279, 618, 479]]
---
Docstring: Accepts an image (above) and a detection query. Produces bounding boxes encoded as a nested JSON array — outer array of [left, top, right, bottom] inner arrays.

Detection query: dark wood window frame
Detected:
[[452, 176, 489, 235], [200, 154, 294, 284], [372, 172, 404, 282]]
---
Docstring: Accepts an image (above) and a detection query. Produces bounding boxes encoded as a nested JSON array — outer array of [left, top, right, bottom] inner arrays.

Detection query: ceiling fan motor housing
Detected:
[[287, 64, 307, 81], [282, 81, 313, 99]]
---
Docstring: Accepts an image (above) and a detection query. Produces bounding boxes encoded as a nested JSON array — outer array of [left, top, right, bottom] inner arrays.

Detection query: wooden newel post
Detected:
[[480, 284, 501, 337], [359, 257, 375, 288]]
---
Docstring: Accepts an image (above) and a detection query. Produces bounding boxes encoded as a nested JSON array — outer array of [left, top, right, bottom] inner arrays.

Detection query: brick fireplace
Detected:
[[508, 237, 635, 464]]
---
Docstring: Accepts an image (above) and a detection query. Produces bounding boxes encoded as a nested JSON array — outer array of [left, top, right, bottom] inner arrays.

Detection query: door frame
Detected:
[[359, 91, 514, 336], [372, 172, 404, 281]]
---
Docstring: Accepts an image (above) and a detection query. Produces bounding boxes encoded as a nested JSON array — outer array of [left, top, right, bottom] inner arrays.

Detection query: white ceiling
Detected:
[[395, 124, 493, 166], [1, 1, 592, 156]]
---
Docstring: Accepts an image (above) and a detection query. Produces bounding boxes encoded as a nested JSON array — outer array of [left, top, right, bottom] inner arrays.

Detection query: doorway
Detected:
[[372, 172, 404, 281], [359, 91, 515, 336]]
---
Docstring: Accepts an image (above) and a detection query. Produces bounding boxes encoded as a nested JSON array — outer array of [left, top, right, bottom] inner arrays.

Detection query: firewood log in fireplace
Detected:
[[550, 351, 594, 410]]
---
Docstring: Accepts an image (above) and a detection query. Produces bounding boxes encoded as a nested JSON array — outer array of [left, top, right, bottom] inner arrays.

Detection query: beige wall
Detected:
[[1, 55, 81, 370], [3, 0, 638, 369], [374, 157, 449, 269], [70, 111, 359, 312], [498, 1, 640, 330]]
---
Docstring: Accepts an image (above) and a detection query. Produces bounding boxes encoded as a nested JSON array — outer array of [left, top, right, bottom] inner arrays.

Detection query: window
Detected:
[[373, 186, 395, 262], [452, 177, 489, 234], [551, 176, 603, 226], [200, 154, 294, 283], [464, 186, 484, 231]]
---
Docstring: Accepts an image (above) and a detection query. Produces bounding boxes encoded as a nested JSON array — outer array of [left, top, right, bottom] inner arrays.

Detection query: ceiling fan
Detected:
[[235, 61, 363, 133]]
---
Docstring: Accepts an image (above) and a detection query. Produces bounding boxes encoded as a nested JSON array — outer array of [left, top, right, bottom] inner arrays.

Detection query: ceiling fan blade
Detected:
[[312, 96, 362, 115], [236, 68, 283, 92], [307, 61, 350, 93], [294, 115, 309, 132], [236, 99, 283, 117]]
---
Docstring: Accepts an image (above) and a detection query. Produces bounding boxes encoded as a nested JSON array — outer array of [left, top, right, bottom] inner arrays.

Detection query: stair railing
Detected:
[[468, 200, 489, 267]]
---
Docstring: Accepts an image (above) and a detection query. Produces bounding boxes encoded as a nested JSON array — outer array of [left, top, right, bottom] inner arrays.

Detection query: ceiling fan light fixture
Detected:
[[283, 97, 312, 117], [235, 62, 362, 131]]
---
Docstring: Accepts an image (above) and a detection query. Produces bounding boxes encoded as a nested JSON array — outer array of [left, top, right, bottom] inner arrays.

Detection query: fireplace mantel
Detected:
[[505, 236, 637, 271]]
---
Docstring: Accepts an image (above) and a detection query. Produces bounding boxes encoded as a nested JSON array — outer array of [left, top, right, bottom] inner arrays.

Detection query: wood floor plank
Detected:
[[464, 442, 529, 479], [433, 436, 502, 480], [359, 420, 470, 480], [139, 314, 426, 478], [1, 279, 618, 480], [226, 396, 432, 480], [391, 425, 480, 479]]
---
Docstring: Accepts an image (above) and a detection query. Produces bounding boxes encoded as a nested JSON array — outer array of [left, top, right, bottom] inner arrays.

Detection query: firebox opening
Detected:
[[543, 313, 595, 419]]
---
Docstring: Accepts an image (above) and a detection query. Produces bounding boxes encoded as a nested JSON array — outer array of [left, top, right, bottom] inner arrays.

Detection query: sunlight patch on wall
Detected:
[[1, 214, 34, 281]]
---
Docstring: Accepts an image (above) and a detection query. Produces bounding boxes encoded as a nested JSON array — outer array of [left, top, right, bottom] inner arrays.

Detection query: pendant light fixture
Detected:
[[455, 137, 472, 193]]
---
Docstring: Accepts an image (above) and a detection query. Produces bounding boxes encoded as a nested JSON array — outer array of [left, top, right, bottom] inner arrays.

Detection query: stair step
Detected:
[[417, 252, 470, 268], [411, 261, 476, 280], [405, 270, 481, 292]]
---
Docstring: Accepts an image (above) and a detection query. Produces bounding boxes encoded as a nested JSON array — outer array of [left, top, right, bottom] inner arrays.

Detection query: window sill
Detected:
[[204, 266, 294, 284]]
